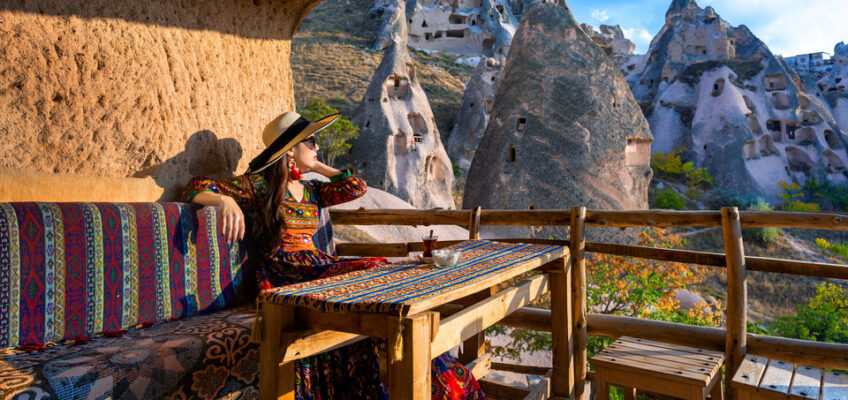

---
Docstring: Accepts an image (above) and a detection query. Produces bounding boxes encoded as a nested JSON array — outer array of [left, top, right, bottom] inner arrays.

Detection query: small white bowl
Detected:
[[432, 249, 461, 268]]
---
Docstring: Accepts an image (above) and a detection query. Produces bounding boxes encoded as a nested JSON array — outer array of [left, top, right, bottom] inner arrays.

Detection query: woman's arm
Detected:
[[181, 175, 260, 244], [304, 164, 368, 208], [190, 192, 245, 243], [307, 162, 343, 178]]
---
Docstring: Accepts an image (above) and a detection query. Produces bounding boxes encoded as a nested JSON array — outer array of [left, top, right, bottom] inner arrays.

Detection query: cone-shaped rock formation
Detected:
[[463, 3, 653, 218], [350, 1, 456, 209], [446, 57, 503, 175]]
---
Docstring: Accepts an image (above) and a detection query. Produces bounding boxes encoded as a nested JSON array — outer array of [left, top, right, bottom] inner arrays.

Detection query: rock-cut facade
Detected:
[[350, 0, 456, 210]]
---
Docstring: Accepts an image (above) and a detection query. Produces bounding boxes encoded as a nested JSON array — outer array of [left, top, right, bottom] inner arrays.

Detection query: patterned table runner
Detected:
[[259, 240, 564, 315]]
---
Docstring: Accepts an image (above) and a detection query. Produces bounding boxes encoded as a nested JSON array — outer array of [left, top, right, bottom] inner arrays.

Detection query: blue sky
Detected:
[[568, 0, 848, 57]]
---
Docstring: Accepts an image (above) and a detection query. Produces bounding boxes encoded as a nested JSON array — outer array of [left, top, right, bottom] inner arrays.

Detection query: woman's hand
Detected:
[[218, 195, 245, 244]]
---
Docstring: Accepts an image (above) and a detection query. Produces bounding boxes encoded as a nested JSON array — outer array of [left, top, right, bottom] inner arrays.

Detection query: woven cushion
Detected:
[[0, 203, 251, 347], [0, 305, 258, 400]]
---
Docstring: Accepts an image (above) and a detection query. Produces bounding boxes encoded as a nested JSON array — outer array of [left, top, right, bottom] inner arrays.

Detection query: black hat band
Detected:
[[247, 116, 311, 173]]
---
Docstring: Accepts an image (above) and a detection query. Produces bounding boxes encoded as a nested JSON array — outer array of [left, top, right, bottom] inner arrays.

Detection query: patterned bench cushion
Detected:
[[0, 305, 258, 400], [0, 203, 251, 347]]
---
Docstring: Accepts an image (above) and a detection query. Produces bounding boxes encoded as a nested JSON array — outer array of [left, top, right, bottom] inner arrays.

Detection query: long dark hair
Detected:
[[257, 155, 291, 256]]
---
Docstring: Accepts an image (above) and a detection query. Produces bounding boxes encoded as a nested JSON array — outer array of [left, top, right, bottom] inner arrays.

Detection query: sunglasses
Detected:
[[300, 136, 318, 150]]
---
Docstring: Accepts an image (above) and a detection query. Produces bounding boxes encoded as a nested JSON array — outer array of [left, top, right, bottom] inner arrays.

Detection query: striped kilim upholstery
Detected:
[[0, 202, 249, 347], [260, 240, 562, 314]]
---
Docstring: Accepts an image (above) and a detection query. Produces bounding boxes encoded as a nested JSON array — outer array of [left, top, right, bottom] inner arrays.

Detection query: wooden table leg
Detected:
[[595, 368, 609, 400], [259, 303, 296, 400], [550, 257, 574, 398], [710, 376, 724, 400], [389, 312, 433, 400], [457, 287, 495, 365]]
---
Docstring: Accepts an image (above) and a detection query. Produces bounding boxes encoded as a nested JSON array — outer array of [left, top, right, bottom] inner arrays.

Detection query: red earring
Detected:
[[290, 162, 302, 180]]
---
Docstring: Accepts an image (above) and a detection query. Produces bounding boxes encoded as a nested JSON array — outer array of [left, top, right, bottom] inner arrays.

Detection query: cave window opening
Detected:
[[508, 146, 516, 162], [447, 30, 465, 38], [529, 203, 538, 210], [516, 117, 526, 132], [485, 99, 494, 113], [434, 31, 443, 39], [413, 134, 424, 144], [422, 20, 428, 28]]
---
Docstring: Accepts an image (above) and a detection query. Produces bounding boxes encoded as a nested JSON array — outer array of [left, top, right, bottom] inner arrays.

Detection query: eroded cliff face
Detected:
[[0, 0, 322, 200], [350, 0, 456, 210], [463, 3, 653, 238], [621, 0, 848, 200]]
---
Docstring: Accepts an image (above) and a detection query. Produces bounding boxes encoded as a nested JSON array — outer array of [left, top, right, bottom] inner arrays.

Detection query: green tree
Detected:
[[769, 282, 848, 343], [653, 187, 687, 210], [746, 198, 781, 244], [777, 180, 820, 212], [298, 99, 359, 167]]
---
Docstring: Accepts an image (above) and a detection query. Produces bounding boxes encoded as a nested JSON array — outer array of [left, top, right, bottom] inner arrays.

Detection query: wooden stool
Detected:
[[731, 355, 848, 400], [590, 336, 725, 400]]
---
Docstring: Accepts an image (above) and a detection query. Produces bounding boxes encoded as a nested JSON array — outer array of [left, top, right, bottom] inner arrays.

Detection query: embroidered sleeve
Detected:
[[306, 170, 367, 208], [180, 174, 266, 209]]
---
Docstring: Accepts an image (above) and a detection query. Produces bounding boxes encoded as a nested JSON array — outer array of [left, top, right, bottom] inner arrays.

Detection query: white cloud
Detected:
[[621, 27, 655, 52], [591, 9, 610, 22], [699, 0, 848, 56]]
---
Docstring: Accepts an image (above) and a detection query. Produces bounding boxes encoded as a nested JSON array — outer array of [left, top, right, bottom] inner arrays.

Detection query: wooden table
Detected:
[[590, 336, 725, 400], [256, 240, 569, 400], [731, 355, 848, 400]]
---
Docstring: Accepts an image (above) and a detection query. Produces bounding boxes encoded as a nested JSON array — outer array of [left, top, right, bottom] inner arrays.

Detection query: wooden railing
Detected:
[[329, 207, 848, 399]]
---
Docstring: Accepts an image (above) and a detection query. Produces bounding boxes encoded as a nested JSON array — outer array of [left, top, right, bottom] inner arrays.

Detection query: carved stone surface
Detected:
[[463, 3, 653, 223], [0, 0, 320, 200], [446, 57, 503, 174], [350, 2, 456, 209], [622, 0, 848, 199]]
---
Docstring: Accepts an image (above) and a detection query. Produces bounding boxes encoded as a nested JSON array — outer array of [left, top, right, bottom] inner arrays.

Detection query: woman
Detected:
[[182, 111, 486, 400]]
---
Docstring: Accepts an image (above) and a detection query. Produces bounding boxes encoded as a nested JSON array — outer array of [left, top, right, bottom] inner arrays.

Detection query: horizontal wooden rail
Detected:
[[431, 274, 550, 356], [336, 238, 567, 257], [331, 208, 848, 231], [495, 308, 848, 371], [585, 210, 848, 230], [586, 242, 725, 266], [338, 239, 848, 280], [282, 329, 366, 363], [329, 209, 470, 226], [586, 242, 848, 280]]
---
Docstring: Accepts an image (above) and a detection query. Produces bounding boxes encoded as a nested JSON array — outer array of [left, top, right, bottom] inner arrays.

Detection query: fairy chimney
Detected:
[[446, 57, 503, 174], [350, 2, 456, 210], [463, 3, 653, 225]]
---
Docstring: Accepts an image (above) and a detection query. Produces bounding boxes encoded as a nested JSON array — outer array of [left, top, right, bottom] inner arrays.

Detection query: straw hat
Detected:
[[245, 111, 339, 174]]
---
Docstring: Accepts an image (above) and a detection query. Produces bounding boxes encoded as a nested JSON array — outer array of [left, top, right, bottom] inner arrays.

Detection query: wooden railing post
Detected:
[[458, 206, 489, 366], [571, 206, 588, 399], [551, 252, 574, 396], [469, 206, 481, 240], [722, 207, 747, 400]]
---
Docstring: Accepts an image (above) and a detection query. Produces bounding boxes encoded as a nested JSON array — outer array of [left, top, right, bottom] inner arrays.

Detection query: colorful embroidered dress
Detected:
[[182, 171, 486, 400]]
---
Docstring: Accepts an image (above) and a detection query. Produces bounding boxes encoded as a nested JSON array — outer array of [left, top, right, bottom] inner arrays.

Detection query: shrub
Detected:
[[816, 238, 848, 261], [653, 187, 687, 210], [778, 180, 820, 212], [651, 148, 713, 190], [769, 282, 848, 343], [298, 99, 359, 167], [746, 198, 781, 244]]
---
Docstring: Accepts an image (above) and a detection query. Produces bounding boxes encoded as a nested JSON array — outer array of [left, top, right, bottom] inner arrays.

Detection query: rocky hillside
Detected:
[[620, 0, 848, 201], [291, 0, 473, 139]]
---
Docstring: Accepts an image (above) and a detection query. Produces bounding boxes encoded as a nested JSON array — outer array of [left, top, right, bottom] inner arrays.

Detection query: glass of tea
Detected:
[[422, 236, 438, 258]]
